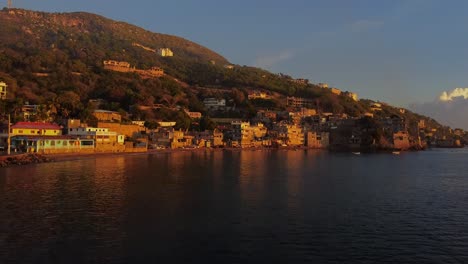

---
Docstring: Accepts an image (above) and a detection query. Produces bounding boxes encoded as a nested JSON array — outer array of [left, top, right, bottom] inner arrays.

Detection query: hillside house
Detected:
[[158, 48, 174, 57]]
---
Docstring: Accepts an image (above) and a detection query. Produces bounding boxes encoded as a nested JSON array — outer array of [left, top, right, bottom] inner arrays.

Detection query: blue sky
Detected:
[[5, 0, 468, 108]]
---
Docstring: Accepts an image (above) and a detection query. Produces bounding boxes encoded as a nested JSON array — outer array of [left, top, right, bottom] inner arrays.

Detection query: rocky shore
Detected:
[[0, 153, 55, 167]]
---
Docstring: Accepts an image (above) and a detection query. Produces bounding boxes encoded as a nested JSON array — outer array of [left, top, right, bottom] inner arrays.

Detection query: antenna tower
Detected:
[[7, 0, 12, 9]]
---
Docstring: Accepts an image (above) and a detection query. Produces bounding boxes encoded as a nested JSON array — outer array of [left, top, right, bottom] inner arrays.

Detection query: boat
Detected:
[[392, 151, 400, 155], [352, 152, 361, 155]]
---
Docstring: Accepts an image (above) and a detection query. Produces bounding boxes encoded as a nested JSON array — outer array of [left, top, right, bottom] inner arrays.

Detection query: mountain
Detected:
[[0, 8, 453, 136]]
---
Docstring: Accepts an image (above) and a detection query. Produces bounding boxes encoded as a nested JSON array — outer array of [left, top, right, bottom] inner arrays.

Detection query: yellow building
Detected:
[[158, 48, 174, 57], [11, 122, 62, 136]]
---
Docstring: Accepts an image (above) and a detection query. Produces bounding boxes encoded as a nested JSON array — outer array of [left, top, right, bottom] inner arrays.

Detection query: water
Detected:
[[1, 149, 468, 263]]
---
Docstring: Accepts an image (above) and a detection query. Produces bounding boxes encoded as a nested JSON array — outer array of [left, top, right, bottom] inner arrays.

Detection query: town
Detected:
[[0, 79, 464, 156]]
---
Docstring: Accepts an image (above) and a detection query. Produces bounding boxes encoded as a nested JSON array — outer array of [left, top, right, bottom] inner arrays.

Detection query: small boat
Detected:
[[352, 152, 361, 155], [392, 151, 400, 155]]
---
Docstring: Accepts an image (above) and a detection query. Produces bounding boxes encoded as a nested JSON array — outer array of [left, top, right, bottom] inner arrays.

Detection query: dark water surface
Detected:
[[1, 149, 468, 263]]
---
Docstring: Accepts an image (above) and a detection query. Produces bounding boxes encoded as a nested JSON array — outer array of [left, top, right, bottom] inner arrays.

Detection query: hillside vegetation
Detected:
[[0, 8, 450, 134]]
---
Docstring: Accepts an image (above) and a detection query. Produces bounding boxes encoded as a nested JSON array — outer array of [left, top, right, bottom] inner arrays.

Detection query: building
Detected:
[[0, 81, 7, 99], [370, 103, 382, 111], [287, 97, 315, 108], [158, 48, 174, 57], [293, 79, 309, 85], [393, 131, 410, 150], [343, 91, 358, 101], [231, 121, 268, 148], [103, 60, 132, 72], [67, 127, 125, 145], [10, 122, 62, 136], [306, 132, 330, 149], [93, 110, 122, 123], [97, 122, 146, 138], [330, 88, 342, 95], [318, 83, 329, 89], [11, 136, 95, 154], [203, 98, 226, 110], [278, 124, 304, 146], [224, 65, 234, 69], [184, 109, 202, 119], [248, 91, 271, 100]]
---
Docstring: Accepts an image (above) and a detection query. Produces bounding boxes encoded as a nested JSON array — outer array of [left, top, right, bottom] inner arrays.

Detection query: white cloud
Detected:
[[439, 87, 468, 101], [254, 50, 295, 69], [411, 88, 468, 129], [349, 20, 384, 33]]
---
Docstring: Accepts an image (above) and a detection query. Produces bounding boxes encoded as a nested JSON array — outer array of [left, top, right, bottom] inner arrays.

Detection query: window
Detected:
[[18, 130, 23, 134]]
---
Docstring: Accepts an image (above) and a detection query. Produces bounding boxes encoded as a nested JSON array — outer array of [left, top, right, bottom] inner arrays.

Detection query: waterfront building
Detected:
[[12, 136, 95, 154], [11, 122, 62, 136], [231, 121, 268, 148], [306, 131, 330, 149]]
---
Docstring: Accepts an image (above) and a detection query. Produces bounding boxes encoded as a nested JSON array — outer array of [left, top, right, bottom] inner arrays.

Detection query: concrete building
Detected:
[[287, 97, 315, 108]]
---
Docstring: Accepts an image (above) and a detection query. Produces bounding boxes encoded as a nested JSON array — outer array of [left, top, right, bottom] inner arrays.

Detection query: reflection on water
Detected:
[[1, 149, 468, 263]]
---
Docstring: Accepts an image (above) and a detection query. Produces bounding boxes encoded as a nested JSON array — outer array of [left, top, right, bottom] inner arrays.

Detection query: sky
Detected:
[[4, 0, 468, 127]]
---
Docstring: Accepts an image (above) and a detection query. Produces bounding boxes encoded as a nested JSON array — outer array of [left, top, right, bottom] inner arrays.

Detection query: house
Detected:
[[11, 122, 62, 136], [0, 81, 7, 99], [11, 136, 95, 154], [158, 48, 174, 57], [67, 127, 125, 145], [224, 65, 234, 69]]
